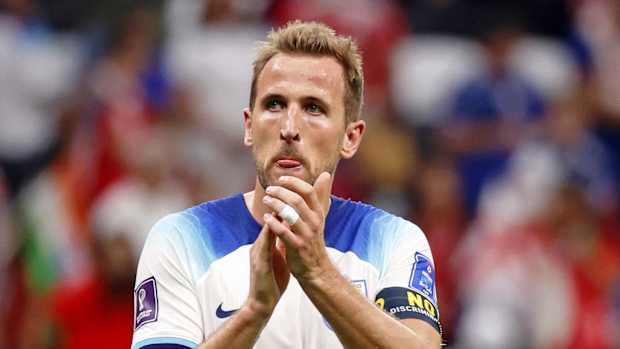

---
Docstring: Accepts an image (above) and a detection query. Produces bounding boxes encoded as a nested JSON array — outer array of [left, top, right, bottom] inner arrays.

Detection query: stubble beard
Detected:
[[255, 150, 340, 190]]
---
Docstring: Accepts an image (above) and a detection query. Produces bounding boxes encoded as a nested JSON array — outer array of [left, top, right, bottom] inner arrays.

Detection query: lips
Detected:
[[276, 158, 302, 168]]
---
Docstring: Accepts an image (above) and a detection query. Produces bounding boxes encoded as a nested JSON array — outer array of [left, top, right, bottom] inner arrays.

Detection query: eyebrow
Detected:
[[260, 93, 286, 104]]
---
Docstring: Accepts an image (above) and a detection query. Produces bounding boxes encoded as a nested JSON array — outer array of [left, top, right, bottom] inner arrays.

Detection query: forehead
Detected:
[[256, 53, 346, 105]]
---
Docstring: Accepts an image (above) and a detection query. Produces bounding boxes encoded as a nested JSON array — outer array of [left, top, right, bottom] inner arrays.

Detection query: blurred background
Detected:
[[0, 0, 619, 348]]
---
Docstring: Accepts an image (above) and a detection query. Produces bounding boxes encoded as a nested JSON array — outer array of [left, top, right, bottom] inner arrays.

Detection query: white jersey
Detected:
[[131, 194, 440, 349]]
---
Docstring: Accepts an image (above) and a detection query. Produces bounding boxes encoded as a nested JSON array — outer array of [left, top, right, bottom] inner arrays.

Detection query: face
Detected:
[[244, 53, 364, 188]]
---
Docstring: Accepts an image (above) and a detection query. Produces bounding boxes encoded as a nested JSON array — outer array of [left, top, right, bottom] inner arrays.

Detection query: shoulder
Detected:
[[145, 202, 209, 247], [361, 204, 430, 255], [146, 193, 253, 247], [139, 209, 215, 282], [326, 197, 430, 259], [331, 196, 426, 238], [140, 193, 257, 280]]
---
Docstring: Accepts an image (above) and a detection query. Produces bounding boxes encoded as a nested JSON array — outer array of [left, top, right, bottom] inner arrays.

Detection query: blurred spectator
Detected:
[[400, 0, 572, 37], [455, 184, 607, 348], [547, 186, 619, 349], [84, 7, 160, 204], [50, 234, 136, 349], [576, 0, 620, 120], [165, 0, 268, 142], [390, 32, 577, 130], [0, 171, 15, 345], [460, 144, 619, 348], [9, 101, 94, 349], [15, 141, 93, 296], [477, 88, 617, 228], [544, 90, 618, 214], [354, 114, 418, 217], [164, 0, 265, 196], [390, 35, 486, 127], [575, 0, 620, 205], [615, 282, 620, 348], [269, 0, 408, 107], [165, 0, 204, 38], [454, 218, 575, 349], [0, 0, 83, 198], [413, 158, 465, 343], [160, 86, 239, 202], [90, 128, 191, 258], [443, 25, 546, 217], [477, 137, 564, 233]]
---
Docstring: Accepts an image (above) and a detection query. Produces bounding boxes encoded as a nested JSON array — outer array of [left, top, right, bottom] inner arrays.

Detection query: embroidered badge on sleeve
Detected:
[[134, 277, 159, 330]]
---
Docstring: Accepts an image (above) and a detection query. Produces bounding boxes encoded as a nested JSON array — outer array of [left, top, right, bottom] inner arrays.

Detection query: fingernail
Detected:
[[262, 196, 271, 203], [279, 176, 287, 182], [266, 186, 273, 194], [263, 213, 270, 221]]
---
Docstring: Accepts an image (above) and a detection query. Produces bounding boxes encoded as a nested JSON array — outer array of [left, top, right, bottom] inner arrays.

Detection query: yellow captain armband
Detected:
[[374, 287, 441, 334]]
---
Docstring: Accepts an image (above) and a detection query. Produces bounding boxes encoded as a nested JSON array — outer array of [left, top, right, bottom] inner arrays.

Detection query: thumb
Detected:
[[255, 217, 276, 257], [313, 171, 332, 213]]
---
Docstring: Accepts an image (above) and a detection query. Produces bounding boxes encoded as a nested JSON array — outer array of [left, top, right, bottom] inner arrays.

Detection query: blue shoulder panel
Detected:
[[182, 193, 261, 265], [324, 197, 405, 277], [167, 194, 408, 280], [152, 194, 260, 280]]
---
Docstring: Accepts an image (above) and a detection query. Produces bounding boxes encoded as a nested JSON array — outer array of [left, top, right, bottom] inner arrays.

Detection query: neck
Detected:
[[244, 178, 270, 225]]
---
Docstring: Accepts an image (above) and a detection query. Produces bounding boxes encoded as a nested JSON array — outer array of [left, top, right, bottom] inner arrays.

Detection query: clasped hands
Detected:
[[246, 171, 334, 317]]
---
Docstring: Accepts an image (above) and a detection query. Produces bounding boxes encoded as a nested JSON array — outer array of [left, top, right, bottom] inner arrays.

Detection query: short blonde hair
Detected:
[[249, 20, 364, 123]]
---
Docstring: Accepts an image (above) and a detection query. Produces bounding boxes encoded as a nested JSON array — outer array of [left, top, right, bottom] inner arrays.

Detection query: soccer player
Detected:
[[132, 21, 442, 349]]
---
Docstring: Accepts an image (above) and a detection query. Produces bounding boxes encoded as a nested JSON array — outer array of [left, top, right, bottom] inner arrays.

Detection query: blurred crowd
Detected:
[[1, 0, 619, 348]]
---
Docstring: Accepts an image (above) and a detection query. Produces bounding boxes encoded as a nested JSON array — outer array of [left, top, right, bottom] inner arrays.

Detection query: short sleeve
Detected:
[[372, 218, 441, 334], [376, 221, 438, 303], [131, 214, 204, 349]]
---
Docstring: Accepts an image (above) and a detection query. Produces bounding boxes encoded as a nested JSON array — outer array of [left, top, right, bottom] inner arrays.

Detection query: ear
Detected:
[[340, 120, 366, 159], [243, 107, 253, 146]]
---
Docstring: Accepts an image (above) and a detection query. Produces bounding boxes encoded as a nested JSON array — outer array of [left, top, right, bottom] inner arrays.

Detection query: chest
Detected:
[[195, 245, 380, 348]]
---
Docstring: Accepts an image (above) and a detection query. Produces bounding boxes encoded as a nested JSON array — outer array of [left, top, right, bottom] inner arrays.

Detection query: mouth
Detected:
[[275, 158, 303, 169]]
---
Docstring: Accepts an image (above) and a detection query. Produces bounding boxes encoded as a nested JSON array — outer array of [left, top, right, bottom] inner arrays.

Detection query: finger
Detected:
[[263, 195, 316, 230], [278, 176, 321, 212], [313, 172, 332, 213], [265, 185, 314, 223], [272, 238, 290, 292], [264, 213, 302, 248], [252, 222, 276, 267], [252, 223, 267, 249], [276, 237, 286, 256]]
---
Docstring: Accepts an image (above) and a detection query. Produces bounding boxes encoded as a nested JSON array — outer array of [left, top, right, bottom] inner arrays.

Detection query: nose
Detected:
[[280, 104, 301, 142]]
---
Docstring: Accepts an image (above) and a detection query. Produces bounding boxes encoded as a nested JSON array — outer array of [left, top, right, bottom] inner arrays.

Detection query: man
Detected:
[[132, 21, 442, 349]]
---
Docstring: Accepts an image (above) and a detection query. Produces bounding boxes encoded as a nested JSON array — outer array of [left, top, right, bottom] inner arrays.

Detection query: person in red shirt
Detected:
[[51, 234, 136, 349]]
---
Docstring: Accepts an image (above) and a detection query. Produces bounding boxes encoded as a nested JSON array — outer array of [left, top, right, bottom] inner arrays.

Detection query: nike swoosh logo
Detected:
[[216, 303, 238, 318]]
